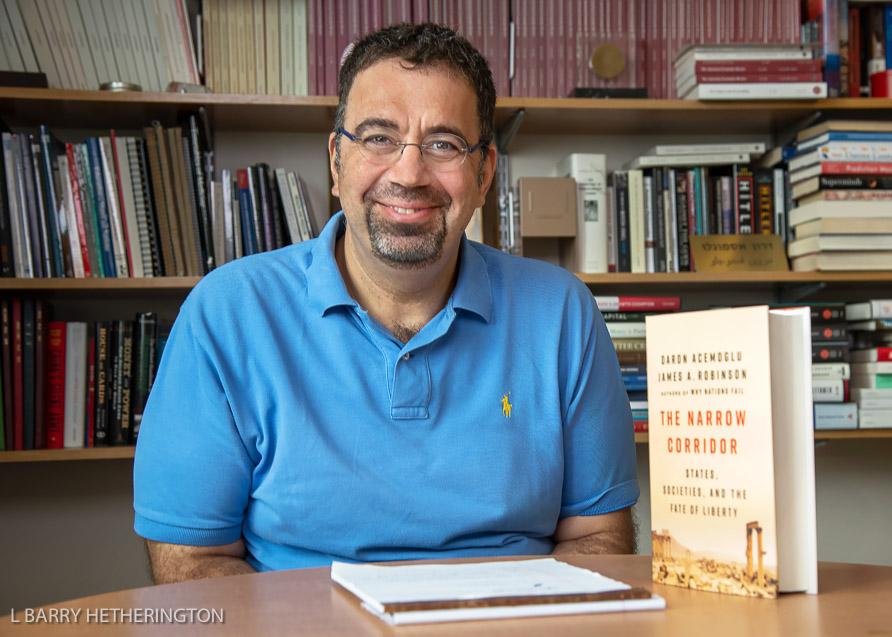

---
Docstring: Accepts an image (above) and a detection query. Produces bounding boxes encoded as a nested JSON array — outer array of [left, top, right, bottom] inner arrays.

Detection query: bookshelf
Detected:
[[0, 88, 890, 457], [3, 87, 892, 134]]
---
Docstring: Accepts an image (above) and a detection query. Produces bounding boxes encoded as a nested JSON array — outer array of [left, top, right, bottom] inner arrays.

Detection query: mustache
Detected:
[[363, 183, 452, 208]]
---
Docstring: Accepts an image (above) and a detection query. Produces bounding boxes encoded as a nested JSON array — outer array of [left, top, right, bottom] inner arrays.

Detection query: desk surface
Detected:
[[2, 555, 891, 636]]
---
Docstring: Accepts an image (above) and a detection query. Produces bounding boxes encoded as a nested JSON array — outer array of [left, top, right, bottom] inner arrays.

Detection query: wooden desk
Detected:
[[2, 555, 891, 636]]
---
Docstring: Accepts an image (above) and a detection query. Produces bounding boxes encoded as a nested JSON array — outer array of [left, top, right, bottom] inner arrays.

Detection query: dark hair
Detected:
[[334, 23, 496, 149]]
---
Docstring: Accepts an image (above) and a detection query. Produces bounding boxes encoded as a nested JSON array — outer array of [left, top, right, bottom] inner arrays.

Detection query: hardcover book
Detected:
[[646, 306, 818, 598]]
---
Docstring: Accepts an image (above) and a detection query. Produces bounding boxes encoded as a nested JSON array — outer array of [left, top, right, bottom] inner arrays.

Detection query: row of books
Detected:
[[674, 44, 828, 101], [0, 300, 171, 452], [203, 0, 310, 96], [812, 300, 892, 430], [594, 295, 682, 434], [0, 117, 318, 279], [0, 0, 199, 91], [599, 297, 892, 433], [784, 119, 892, 272]]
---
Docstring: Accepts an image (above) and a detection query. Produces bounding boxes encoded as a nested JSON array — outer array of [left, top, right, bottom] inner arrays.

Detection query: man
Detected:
[[134, 23, 638, 584]]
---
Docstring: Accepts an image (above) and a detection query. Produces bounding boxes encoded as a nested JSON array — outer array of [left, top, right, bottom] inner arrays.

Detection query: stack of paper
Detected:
[[331, 558, 665, 625]]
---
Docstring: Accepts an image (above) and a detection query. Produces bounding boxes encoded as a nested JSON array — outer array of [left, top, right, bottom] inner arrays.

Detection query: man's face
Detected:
[[329, 58, 496, 269]]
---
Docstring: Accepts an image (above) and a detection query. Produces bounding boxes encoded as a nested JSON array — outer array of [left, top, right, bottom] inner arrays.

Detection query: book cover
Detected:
[[62, 321, 87, 448], [647, 306, 817, 597], [45, 320, 66, 449]]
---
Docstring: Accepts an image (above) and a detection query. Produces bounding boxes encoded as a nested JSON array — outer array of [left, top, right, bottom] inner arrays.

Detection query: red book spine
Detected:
[[694, 72, 824, 83], [45, 321, 66, 449], [307, 0, 317, 95], [86, 332, 96, 448], [34, 301, 46, 449], [618, 297, 682, 312], [1, 301, 12, 449], [65, 144, 92, 278], [819, 162, 892, 175], [12, 299, 23, 450]]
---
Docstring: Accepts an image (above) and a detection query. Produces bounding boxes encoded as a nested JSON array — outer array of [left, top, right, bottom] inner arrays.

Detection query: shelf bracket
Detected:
[[496, 108, 525, 154], [779, 281, 826, 302]]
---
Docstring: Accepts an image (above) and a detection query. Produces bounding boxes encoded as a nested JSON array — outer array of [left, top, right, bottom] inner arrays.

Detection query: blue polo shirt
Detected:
[[133, 212, 638, 571]]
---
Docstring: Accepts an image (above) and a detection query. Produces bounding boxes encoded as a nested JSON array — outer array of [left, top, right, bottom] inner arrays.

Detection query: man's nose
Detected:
[[388, 143, 432, 185]]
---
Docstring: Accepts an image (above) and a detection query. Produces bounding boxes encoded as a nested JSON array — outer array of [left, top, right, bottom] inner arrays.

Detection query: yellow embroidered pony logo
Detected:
[[501, 392, 512, 418]]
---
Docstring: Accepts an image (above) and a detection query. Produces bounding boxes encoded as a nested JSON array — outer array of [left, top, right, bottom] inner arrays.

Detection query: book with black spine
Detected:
[[133, 138, 162, 276], [94, 322, 111, 446], [255, 163, 275, 252], [673, 170, 691, 271], [118, 320, 134, 445], [131, 312, 157, 443], [187, 114, 214, 271], [0, 133, 15, 276], [108, 321, 124, 446], [265, 164, 285, 248], [37, 126, 64, 277]]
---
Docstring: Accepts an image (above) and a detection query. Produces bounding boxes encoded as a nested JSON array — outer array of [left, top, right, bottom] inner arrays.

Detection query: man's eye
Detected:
[[363, 135, 396, 147], [428, 139, 460, 153]]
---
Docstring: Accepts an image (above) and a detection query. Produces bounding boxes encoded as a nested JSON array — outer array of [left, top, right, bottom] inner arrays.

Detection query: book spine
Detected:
[[86, 139, 115, 276], [0, 135, 16, 276], [86, 330, 95, 447], [34, 301, 46, 449], [22, 300, 34, 449], [236, 169, 257, 255], [1, 302, 12, 449], [734, 165, 754, 234], [63, 322, 86, 448], [12, 299, 23, 449], [61, 149, 89, 277], [98, 137, 129, 277], [46, 321, 66, 449], [38, 126, 64, 277], [674, 170, 690, 271], [755, 170, 774, 234], [93, 322, 109, 446], [119, 319, 134, 444]]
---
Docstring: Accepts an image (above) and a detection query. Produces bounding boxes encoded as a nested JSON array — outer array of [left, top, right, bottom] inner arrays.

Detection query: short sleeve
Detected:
[[559, 292, 640, 518], [133, 300, 254, 546]]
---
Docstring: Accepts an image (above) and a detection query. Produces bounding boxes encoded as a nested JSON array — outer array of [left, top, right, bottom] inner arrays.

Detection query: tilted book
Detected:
[[646, 306, 818, 598]]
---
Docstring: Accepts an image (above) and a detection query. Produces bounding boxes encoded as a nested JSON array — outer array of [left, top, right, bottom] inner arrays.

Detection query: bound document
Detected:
[[331, 558, 665, 625], [646, 306, 818, 598]]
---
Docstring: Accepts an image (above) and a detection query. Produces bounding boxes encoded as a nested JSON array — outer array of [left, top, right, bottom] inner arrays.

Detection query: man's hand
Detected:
[[551, 508, 635, 555], [145, 539, 256, 584]]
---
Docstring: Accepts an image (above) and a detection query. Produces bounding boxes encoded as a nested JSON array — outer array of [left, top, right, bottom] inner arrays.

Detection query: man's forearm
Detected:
[[152, 555, 256, 584], [146, 540, 257, 585], [552, 529, 634, 555]]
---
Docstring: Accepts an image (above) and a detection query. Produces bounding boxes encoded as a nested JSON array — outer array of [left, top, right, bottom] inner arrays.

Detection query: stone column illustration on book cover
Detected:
[[646, 306, 779, 598]]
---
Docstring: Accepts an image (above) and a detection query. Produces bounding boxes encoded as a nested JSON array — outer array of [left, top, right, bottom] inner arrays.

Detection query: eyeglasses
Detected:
[[336, 127, 487, 172]]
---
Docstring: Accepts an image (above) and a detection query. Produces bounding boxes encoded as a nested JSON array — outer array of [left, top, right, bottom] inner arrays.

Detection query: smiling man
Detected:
[[133, 23, 639, 584]]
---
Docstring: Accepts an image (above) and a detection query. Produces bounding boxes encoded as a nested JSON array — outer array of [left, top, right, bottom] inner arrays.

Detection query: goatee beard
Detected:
[[363, 186, 451, 269]]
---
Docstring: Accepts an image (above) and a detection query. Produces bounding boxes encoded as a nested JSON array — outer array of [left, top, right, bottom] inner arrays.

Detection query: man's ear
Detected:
[[328, 131, 340, 198], [477, 143, 498, 206]]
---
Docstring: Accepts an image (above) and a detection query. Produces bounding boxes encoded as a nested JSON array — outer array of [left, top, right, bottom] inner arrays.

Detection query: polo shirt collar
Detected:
[[305, 211, 493, 323], [306, 211, 355, 316]]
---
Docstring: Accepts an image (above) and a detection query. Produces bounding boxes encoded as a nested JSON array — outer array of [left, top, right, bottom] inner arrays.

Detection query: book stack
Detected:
[[6, 0, 199, 91], [0, 299, 168, 452], [847, 300, 892, 429], [805, 303, 857, 431], [786, 120, 892, 272], [594, 295, 681, 433], [675, 44, 827, 100], [609, 142, 789, 273]]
